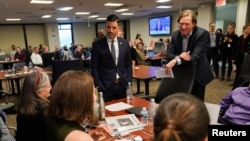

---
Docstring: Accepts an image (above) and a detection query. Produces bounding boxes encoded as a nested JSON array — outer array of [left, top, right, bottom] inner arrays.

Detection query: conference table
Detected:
[[148, 55, 166, 66], [104, 97, 153, 141], [0, 67, 52, 95], [133, 65, 162, 97]]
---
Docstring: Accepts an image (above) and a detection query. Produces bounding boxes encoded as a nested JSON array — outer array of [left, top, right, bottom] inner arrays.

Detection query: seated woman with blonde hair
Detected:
[[46, 70, 112, 141], [154, 93, 210, 141]]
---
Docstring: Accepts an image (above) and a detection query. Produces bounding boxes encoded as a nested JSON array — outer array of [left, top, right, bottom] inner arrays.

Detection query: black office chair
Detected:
[[154, 63, 196, 103], [41, 52, 54, 69], [52, 59, 85, 86]]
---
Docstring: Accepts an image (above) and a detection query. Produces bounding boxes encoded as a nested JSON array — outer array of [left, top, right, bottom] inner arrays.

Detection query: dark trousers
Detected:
[[221, 48, 233, 79], [103, 82, 126, 102], [207, 47, 220, 76], [191, 80, 205, 101]]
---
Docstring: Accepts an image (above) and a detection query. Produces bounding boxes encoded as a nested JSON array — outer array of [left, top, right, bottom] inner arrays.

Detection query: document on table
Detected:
[[155, 68, 174, 78], [105, 102, 133, 112]]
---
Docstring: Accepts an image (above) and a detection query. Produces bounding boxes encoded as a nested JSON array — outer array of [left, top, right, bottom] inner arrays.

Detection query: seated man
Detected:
[[218, 80, 250, 125], [30, 47, 43, 66]]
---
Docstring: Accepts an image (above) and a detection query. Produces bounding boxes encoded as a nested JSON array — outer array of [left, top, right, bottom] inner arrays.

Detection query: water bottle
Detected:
[[126, 82, 133, 103], [141, 107, 148, 125], [98, 92, 105, 120], [148, 98, 156, 125], [28, 61, 33, 70]]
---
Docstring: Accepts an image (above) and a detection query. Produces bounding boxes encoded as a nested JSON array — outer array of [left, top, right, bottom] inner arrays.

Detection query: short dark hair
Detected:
[[106, 14, 119, 23]]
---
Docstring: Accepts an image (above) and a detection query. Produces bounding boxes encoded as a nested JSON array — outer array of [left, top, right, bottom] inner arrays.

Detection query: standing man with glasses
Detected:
[[165, 9, 213, 101], [91, 14, 132, 102]]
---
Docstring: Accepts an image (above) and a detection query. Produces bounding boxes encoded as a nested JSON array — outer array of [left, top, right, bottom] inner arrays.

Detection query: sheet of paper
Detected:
[[154, 68, 174, 78], [106, 102, 133, 112]]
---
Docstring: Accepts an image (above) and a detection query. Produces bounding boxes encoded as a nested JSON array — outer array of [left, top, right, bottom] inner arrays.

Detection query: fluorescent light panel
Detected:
[[121, 13, 134, 15], [89, 15, 99, 18], [6, 18, 21, 21], [96, 18, 106, 20], [157, 5, 172, 8], [75, 12, 90, 15], [58, 7, 73, 11], [156, 0, 171, 3], [42, 15, 51, 18], [115, 9, 128, 12], [104, 3, 123, 6], [56, 18, 69, 20], [30, 0, 54, 4]]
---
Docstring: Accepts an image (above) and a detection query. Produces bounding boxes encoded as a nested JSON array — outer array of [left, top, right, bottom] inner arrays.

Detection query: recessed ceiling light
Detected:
[[89, 15, 99, 18], [56, 18, 69, 20], [156, 5, 172, 8], [42, 15, 51, 18], [75, 12, 90, 15], [115, 9, 129, 12], [6, 18, 21, 21], [96, 18, 106, 20], [121, 13, 134, 15], [57, 7, 73, 11], [30, 0, 54, 4], [156, 0, 171, 3], [104, 3, 123, 6]]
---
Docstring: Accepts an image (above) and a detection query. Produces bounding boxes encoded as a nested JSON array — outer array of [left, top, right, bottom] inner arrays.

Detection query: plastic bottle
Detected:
[[126, 82, 133, 103], [28, 62, 33, 70], [148, 98, 156, 125], [98, 92, 105, 120], [140, 107, 148, 125]]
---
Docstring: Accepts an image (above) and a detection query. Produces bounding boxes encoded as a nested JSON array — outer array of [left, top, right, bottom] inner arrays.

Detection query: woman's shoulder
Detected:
[[65, 130, 94, 141]]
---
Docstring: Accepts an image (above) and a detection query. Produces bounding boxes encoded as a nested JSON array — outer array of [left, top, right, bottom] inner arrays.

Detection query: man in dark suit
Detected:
[[91, 14, 132, 102], [165, 9, 214, 101]]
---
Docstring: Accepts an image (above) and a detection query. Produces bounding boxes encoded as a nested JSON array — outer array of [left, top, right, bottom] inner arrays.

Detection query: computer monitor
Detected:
[[153, 42, 164, 54]]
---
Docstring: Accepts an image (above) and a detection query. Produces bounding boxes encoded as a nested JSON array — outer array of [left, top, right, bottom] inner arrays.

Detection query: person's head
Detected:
[[42, 46, 49, 53], [97, 29, 105, 37], [63, 45, 68, 51], [226, 24, 235, 35], [242, 24, 250, 34], [177, 9, 197, 37], [33, 46, 39, 54], [209, 23, 215, 32], [47, 70, 96, 124], [106, 14, 120, 40], [164, 38, 170, 46], [28, 45, 33, 51], [11, 44, 16, 50], [216, 28, 222, 34], [55, 45, 60, 51], [16, 46, 22, 53], [135, 33, 141, 39], [136, 42, 144, 51], [118, 30, 124, 38], [18, 72, 51, 116], [154, 93, 210, 141]]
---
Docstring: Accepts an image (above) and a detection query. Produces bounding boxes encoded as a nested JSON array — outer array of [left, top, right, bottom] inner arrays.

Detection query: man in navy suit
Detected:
[[165, 9, 213, 101], [91, 14, 132, 102]]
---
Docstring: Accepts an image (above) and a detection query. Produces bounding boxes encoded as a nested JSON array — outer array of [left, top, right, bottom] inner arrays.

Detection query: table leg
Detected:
[[15, 78, 21, 95], [144, 79, 150, 96], [133, 79, 144, 95], [10, 80, 16, 95]]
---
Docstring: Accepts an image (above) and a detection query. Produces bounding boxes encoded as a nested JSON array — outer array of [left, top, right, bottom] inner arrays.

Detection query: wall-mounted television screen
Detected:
[[148, 15, 172, 36]]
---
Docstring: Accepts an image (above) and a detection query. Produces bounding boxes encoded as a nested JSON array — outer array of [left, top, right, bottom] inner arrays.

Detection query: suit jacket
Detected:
[[91, 37, 132, 91], [166, 26, 213, 86]]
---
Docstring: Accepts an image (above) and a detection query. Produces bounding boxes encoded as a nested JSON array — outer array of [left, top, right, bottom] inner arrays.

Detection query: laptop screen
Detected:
[[147, 51, 154, 57]]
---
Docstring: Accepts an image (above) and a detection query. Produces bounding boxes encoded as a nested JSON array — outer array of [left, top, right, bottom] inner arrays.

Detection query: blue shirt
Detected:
[[220, 87, 250, 125]]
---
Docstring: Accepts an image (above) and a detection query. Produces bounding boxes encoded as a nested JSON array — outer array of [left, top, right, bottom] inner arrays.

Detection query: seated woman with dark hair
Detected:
[[46, 70, 112, 141], [154, 93, 210, 141]]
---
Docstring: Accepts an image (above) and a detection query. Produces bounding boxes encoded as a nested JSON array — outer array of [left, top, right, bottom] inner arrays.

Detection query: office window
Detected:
[[58, 23, 73, 48]]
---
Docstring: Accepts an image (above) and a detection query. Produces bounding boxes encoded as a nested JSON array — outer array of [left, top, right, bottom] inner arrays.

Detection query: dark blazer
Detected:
[[91, 37, 132, 91], [166, 26, 213, 86]]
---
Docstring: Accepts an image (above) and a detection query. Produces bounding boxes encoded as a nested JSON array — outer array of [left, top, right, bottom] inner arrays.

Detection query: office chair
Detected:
[[41, 52, 54, 69], [0, 90, 16, 114], [52, 59, 84, 86], [154, 63, 197, 103]]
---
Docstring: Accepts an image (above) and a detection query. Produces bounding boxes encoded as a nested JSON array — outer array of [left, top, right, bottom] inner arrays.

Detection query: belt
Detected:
[[114, 78, 121, 83]]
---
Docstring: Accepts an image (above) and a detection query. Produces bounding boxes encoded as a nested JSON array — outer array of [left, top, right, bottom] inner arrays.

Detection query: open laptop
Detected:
[[147, 50, 155, 58]]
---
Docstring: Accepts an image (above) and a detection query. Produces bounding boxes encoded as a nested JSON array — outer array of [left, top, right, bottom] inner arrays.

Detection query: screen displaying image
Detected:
[[148, 16, 172, 36]]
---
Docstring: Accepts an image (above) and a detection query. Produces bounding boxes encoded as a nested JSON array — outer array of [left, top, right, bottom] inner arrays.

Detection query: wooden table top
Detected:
[[133, 65, 162, 80]]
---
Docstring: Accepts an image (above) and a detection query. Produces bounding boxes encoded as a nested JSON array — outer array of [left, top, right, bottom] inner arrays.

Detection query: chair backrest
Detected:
[[153, 41, 164, 54], [154, 63, 196, 103], [52, 59, 84, 85], [239, 53, 250, 75], [42, 52, 54, 68]]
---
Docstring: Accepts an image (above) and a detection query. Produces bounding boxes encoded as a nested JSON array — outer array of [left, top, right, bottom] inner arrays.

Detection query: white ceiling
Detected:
[[0, 0, 237, 24]]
